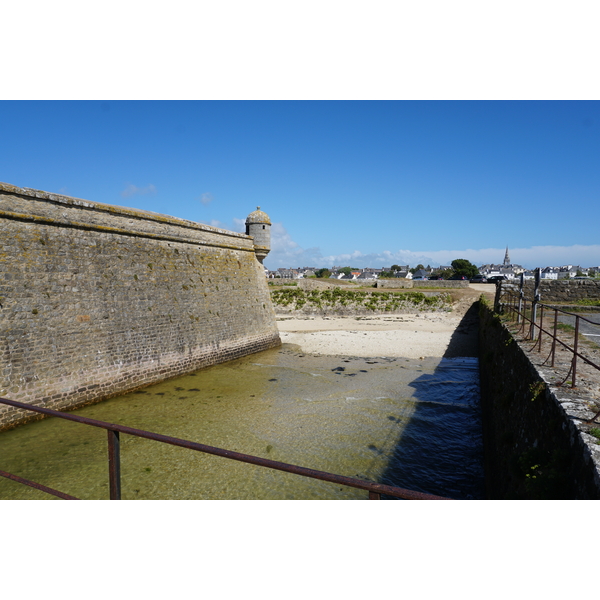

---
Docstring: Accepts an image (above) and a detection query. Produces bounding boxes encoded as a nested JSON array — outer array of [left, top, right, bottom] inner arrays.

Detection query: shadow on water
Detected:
[[377, 302, 486, 499]]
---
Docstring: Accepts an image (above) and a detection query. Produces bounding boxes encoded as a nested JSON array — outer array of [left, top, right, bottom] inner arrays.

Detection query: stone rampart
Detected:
[[0, 182, 280, 430]]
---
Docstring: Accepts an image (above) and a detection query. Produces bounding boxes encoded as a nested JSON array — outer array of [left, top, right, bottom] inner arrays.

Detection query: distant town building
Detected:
[[540, 267, 559, 280], [480, 246, 524, 280], [276, 268, 297, 279], [265, 257, 597, 283], [356, 271, 376, 280]]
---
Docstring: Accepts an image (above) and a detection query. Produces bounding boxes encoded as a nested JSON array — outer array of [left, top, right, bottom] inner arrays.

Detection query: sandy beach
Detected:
[[277, 313, 465, 357], [276, 285, 492, 358]]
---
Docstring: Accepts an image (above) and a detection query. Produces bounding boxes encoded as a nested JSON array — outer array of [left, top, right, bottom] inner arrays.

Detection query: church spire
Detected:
[[503, 246, 511, 267]]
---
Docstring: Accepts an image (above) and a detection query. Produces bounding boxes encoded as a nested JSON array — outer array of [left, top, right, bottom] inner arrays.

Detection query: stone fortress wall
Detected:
[[0, 182, 280, 430]]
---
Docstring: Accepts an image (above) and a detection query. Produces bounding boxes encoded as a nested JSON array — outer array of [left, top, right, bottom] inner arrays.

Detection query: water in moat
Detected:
[[0, 344, 484, 500]]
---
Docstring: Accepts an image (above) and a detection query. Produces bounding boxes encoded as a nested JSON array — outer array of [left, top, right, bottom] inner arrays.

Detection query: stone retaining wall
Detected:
[[296, 279, 357, 291], [377, 279, 469, 289], [0, 182, 280, 430], [496, 279, 600, 308], [478, 301, 600, 499]]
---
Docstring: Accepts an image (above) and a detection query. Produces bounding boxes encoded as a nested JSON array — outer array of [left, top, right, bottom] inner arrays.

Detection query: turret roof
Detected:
[[246, 207, 271, 225]]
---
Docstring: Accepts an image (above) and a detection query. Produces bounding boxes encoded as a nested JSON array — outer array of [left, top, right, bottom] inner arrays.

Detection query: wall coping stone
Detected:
[[0, 181, 253, 251]]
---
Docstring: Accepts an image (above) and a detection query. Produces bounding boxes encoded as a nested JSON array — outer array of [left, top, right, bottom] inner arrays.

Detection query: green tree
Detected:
[[410, 263, 425, 275], [338, 267, 354, 276], [451, 259, 479, 279], [315, 268, 331, 278], [437, 268, 454, 280]]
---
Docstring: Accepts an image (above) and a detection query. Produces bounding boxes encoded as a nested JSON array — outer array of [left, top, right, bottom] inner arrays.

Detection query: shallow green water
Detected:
[[0, 344, 483, 500]]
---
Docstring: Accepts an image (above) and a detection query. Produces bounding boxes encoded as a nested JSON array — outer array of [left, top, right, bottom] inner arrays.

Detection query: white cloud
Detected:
[[270, 222, 299, 254], [199, 217, 246, 233], [205, 219, 227, 230], [264, 222, 324, 269], [320, 246, 600, 270], [265, 224, 600, 270], [194, 219, 600, 271], [320, 250, 432, 269], [396, 245, 600, 269], [198, 192, 213, 206], [120, 183, 157, 198], [232, 218, 246, 233]]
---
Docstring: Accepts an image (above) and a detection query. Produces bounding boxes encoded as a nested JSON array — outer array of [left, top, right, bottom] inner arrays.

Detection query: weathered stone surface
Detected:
[[0, 182, 280, 430]]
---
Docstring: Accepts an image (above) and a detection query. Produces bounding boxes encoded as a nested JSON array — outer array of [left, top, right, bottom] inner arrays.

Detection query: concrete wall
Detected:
[[0, 182, 280, 430], [478, 301, 600, 499]]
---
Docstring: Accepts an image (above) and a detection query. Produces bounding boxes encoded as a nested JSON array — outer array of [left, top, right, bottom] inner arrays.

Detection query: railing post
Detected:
[[107, 429, 122, 500], [517, 273, 524, 324], [572, 316, 579, 388], [530, 268, 541, 340], [537, 305, 544, 352], [551, 309, 558, 367], [369, 491, 381, 499]]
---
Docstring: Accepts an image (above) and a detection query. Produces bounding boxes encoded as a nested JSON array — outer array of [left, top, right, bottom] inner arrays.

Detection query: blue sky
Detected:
[[2, 100, 598, 270]]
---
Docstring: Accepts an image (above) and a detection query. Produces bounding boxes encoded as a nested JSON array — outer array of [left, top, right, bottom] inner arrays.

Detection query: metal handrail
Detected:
[[501, 291, 600, 423], [0, 397, 451, 501]]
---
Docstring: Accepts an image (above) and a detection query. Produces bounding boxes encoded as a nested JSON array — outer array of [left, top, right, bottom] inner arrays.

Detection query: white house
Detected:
[[540, 267, 559, 280]]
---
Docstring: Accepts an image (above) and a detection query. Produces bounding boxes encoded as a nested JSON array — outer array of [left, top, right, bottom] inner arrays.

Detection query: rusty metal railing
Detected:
[[0, 397, 450, 501], [501, 290, 600, 423]]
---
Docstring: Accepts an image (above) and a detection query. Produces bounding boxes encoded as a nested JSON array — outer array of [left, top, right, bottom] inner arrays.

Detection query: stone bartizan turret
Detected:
[[246, 207, 271, 264]]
